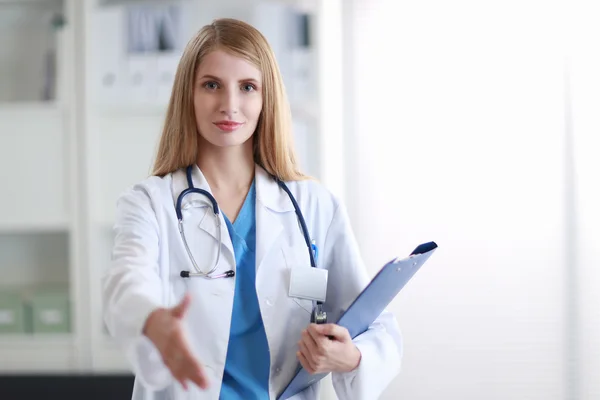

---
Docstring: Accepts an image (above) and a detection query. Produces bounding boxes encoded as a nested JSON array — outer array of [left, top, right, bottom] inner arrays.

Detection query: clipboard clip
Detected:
[[311, 302, 327, 324], [311, 302, 334, 340]]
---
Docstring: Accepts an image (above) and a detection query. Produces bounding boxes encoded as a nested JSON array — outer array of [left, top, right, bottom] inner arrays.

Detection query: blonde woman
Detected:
[[102, 18, 402, 400]]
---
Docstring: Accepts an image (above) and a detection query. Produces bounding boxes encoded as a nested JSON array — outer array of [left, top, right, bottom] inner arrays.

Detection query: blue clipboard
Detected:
[[277, 241, 438, 400]]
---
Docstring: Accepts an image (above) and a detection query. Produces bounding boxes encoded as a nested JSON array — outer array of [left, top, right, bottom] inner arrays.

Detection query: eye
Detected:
[[203, 81, 219, 90], [241, 83, 257, 92]]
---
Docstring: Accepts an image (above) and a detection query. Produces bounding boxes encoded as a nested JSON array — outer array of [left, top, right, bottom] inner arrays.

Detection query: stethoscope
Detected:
[[175, 165, 327, 324]]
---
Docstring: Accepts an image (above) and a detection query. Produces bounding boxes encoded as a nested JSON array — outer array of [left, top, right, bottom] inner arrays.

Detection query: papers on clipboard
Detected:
[[277, 241, 438, 400]]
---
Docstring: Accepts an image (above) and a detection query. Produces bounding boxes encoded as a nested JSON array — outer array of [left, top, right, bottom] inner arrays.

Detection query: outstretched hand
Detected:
[[143, 293, 209, 390]]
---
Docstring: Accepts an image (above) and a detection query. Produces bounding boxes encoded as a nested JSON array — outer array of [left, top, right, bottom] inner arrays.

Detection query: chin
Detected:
[[204, 129, 254, 148], [211, 138, 248, 148]]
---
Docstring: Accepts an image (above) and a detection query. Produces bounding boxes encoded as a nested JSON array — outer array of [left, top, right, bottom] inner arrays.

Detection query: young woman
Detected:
[[102, 18, 402, 400]]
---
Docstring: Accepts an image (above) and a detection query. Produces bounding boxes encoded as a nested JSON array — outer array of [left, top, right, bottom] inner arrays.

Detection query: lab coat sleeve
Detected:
[[323, 202, 403, 400], [102, 184, 173, 390]]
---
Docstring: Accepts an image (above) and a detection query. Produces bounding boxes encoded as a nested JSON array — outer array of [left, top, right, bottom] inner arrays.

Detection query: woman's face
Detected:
[[193, 49, 263, 149]]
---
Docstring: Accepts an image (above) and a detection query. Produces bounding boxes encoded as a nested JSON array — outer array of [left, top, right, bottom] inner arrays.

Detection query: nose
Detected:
[[219, 86, 239, 117]]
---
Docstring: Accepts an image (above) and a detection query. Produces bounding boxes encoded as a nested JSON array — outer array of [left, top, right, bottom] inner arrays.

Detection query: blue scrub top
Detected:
[[220, 180, 271, 399]]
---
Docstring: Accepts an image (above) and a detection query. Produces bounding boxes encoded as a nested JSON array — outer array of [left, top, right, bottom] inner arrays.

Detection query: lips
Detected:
[[214, 121, 244, 132]]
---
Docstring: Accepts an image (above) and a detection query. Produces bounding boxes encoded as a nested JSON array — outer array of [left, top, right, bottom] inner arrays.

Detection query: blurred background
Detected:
[[0, 0, 598, 399]]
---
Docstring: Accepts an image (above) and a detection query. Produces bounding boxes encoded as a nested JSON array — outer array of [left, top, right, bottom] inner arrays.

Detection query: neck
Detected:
[[196, 140, 255, 192]]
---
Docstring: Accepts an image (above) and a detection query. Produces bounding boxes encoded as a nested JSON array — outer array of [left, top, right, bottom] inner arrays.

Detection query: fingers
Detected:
[[307, 324, 337, 347], [168, 352, 190, 389], [187, 358, 209, 390], [297, 340, 316, 371], [299, 328, 328, 373], [164, 323, 209, 390], [304, 327, 329, 363], [297, 324, 354, 375], [166, 349, 209, 390], [297, 350, 315, 374], [146, 297, 209, 391], [313, 323, 349, 341], [171, 293, 192, 318], [304, 326, 322, 351]]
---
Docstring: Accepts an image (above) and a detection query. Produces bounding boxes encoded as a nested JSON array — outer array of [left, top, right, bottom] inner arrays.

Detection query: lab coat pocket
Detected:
[[281, 245, 314, 316]]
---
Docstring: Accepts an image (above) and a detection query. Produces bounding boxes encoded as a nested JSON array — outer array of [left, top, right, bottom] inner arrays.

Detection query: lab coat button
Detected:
[[266, 298, 273, 306]]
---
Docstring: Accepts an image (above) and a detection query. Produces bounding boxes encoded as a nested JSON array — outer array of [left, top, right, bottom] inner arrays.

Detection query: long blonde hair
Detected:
[[152, 18, 307, 181]]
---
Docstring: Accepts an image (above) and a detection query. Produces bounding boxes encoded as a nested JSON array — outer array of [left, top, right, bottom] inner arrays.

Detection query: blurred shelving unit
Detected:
[[0, 334, 74, 373], [0, 0, 80, 373], [0, 0, 342, 376]]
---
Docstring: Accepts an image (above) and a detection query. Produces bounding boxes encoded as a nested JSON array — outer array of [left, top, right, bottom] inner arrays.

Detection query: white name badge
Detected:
[[289, 266, 328, 303]]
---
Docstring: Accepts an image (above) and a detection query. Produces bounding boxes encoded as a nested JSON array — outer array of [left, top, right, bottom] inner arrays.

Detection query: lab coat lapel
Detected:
[[170, 166, 234, 259], [255, 206, 282, 273], [255, 165, 295, 272]]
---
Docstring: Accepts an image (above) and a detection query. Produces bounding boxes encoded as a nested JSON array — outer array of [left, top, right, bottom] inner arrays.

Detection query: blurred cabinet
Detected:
[[0, 0, 77, 373], [0, 0, 333, 375], [0, 0, 67, 103], [0, 105, 69, 230]]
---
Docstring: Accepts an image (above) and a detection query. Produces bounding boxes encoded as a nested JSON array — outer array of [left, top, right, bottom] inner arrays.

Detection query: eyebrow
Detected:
[[198, 74, 260, 84]]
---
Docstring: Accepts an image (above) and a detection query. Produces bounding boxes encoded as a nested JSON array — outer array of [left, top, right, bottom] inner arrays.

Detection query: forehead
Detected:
[[196, 49, 261, 81]]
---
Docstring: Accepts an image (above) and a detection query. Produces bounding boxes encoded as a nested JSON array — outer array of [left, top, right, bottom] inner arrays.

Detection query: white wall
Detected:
[[568, 1, 600, 398], [343, 0, 572, 398]]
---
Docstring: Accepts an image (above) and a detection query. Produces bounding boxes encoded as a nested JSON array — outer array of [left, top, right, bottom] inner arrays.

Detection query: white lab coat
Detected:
[[102, 164, 402, 400]]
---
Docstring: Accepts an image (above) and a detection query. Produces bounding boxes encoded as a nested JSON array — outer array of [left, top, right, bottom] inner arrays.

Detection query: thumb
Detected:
[[171, 293, 191, 318], [315, 323, 347, 340]]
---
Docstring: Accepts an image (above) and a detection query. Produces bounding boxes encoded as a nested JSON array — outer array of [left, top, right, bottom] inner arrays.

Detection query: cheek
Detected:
[[194, 98, 212, 125], [246, 97, 263, 122], [194, 106, 207, 121]]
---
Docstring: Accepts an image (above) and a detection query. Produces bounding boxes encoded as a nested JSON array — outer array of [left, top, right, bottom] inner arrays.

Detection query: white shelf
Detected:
[[0, 0, 61, 4], [0, 334, 75, 373], [0, 218, 69, 234], [0, 102, 68, 227], [0, 101, 64, 116], [0, 101, 63, 112], [94, 103, 168, 116], [0, 0, 66, 103], [92, 337, 131, 373]]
